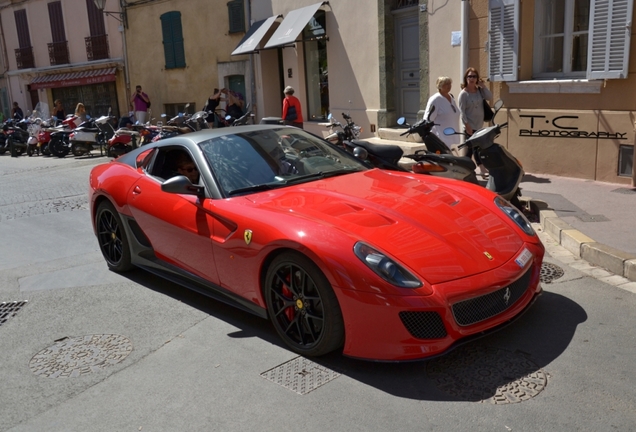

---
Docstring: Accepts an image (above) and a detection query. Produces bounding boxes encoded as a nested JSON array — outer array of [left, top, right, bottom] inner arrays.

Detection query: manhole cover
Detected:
[[540, 262, 565, 283], [427, 345, 547, 404], [0, 301, 27, 327], [29, 334, 133, 378], [261, 356, 340, 395]]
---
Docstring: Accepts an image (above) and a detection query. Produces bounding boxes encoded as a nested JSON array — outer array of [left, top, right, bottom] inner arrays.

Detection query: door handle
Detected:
[[133, 185, 141, 195]]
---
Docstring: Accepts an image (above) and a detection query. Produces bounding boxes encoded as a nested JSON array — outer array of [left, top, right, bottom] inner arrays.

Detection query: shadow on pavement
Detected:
[[121, 269, 587, 402], [522, 174, 552, 184]]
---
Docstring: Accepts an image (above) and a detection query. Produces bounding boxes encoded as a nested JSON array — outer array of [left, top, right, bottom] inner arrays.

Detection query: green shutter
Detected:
[[228, 0, 245, 33], [161, 11, 186, 69]]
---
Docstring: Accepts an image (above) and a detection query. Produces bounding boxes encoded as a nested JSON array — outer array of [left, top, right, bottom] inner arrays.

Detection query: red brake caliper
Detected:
[[282, 273, 295, 322]]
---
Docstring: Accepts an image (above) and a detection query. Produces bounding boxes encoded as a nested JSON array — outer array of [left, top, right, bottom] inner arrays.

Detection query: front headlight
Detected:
[[354, 242, 422, 288], [494, 196, 535, 236]]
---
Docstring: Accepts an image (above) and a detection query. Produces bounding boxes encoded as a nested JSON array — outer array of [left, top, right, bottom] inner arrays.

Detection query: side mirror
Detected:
[[494, 99, 504, 111], [397, 117, 405, 126], [161, 175, 204, 197], [443, 127, 457, 136], [327, 113, 333, 121]]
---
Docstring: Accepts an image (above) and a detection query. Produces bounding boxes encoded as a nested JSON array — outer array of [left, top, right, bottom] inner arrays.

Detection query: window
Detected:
[[488, 0, 634, 81], [534, 0, 590, 77], [618, 145, 633, 177], [303, 10, 329, 120], [160, 11, 186, 69], [227, 0, 245, 33]]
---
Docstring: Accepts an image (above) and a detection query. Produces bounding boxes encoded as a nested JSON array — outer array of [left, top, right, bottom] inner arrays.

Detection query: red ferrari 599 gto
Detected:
[[89, 125, 544, 361]]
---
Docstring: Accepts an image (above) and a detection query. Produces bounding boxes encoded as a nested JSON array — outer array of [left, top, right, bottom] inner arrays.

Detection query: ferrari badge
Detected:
[[483, 251, 493, 260], [244, 229, 253, 245]]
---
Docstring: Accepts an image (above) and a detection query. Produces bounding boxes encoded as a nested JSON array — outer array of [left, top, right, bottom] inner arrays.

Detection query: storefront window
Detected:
[[534, 0, 590, 77], [618, 145, 634, 177], [303, 11, 329, 121]]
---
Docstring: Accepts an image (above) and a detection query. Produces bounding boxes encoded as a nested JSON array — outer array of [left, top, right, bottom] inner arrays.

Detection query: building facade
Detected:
[[0, 0, 127, 120], [475, 0, 636, 185]]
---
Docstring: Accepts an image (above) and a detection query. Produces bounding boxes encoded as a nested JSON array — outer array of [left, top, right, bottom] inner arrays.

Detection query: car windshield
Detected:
[[199, 127, 369, 196]]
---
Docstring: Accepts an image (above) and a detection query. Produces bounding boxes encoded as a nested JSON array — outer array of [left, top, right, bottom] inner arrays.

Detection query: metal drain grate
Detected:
[[427, 345, 547, 404], [29, 334, 133, 378], [0, 301, 28, 327], [261, 356, 340, 395], [540, 262, 565, 283]]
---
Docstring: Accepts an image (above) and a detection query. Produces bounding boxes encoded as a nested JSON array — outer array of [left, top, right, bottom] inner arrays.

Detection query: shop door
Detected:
[[395, 11, 420, 124], [52, 82, 119, 120]]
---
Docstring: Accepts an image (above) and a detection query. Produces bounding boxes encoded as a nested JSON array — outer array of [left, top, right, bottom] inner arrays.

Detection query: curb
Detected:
[[529, 199, 636, 282]]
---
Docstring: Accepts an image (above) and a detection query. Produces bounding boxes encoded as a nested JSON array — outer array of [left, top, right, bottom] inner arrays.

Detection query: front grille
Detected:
[[399, 311, 447, 339], [452, 266, 533, 327]]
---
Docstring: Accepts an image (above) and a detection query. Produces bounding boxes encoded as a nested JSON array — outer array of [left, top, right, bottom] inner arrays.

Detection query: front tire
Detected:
[[49, 136, 70, 158], [265, 252, 344, 356], [96, 201, 133, 272]]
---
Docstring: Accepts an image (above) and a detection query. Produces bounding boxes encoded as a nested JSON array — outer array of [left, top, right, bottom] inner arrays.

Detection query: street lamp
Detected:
[[93, 0, 127, 26]]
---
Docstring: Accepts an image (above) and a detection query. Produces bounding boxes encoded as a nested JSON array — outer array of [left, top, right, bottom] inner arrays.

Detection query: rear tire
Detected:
[[9, 138, 17, 158], [49, 136, 70, 158], [95, 201, 133, 272]]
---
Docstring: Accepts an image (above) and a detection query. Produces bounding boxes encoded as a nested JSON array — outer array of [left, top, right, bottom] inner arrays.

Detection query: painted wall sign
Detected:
[[519, 115, 627, 140]]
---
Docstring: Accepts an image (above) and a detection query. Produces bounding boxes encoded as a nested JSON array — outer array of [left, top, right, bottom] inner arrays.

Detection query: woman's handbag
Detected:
[[480, 88, 494, 122]]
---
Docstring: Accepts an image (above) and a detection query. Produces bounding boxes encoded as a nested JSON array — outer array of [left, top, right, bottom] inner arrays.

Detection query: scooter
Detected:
[[69, 114, 114, 157], [325, 112, 362, 145], [395, 106, 479, 183], [445, 100, 525, 208], [48, 115, 79, 158], [3, 118, 30, 157]]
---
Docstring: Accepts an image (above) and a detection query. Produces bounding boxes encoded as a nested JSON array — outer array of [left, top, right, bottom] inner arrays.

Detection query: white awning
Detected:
[[231, 15, 282, 56], [264, 2, 328, 49]]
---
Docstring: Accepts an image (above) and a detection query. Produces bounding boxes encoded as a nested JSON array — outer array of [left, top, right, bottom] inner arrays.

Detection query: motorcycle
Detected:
[[3, 118, 30, 158], [48, 115, 80, 158], [68, 114, 114, 157], [445, 100, 525, 208], [325, 112, 362, 145]]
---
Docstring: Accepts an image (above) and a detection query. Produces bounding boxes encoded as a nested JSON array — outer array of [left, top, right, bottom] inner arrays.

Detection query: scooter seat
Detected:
[[350, 139, 404, 163], [75, 127, 99, 133]]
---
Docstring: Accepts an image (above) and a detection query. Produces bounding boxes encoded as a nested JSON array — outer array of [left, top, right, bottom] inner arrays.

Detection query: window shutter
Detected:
[[228, 0, 245, 33], [587, 0, 634, 79], [161, 11, 185, 69], [488, 0, 519, 81]]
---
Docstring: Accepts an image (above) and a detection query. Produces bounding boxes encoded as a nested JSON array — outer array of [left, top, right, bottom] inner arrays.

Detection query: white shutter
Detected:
[[587, 0, 634, 79], [488, 0, 519, 81]]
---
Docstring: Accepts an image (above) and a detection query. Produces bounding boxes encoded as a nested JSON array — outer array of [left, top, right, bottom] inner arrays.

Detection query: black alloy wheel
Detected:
[[96, 201, 133, 272], [265, 252, 344, 356]]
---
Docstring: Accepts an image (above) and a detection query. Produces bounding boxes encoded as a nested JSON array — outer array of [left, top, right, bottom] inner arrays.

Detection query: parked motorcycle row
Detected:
[[0, 101, 254, 160], [324, 100, 526, 209]]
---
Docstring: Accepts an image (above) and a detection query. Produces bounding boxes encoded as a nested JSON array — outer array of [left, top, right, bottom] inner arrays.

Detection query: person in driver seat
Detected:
[[174, 151, 200, 184]]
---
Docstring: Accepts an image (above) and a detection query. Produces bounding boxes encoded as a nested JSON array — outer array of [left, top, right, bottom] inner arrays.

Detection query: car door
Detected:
[[127, 146, 219, 284]]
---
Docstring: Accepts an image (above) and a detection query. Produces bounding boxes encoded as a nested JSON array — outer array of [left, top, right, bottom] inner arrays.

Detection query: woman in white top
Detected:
[[423, 76, 461, 150]]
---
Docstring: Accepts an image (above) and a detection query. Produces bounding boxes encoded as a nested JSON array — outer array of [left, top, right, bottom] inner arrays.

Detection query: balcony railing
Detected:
[[48, 41, 70, 66], [391, 0, 418, 10], [15, 46, 35, 69], [85, 34, 110, 61]]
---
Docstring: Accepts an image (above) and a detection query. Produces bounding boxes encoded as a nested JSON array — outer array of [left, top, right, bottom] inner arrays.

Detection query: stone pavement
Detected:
[[519, 173, 636, 284]]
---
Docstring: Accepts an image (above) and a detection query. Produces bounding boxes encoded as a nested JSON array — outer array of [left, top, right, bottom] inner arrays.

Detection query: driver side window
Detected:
[[149, 147, 201, 185]]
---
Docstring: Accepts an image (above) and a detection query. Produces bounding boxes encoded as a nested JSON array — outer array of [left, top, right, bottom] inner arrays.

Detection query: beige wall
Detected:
[[250, 0, 380, 138], [470, 0, 636, 184], [427, 0, 463, 99], [124, 0, 246, 116]]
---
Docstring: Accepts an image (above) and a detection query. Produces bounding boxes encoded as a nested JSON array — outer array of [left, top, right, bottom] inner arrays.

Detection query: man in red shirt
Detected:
[[282, 86, 303, 128]]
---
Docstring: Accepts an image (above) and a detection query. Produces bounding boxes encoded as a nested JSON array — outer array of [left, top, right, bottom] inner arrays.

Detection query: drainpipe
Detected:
[[121, 0, 130, 94], [0, 12, 13, 115], [460, 0, 469, 77], [247, 0, 256, 121]]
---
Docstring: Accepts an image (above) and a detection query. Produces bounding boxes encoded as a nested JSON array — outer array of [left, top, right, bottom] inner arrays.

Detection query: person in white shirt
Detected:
[[423, 76, 461, 150]]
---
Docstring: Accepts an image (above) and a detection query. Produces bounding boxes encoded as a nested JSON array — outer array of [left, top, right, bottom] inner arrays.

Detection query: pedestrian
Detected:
[[282, 86, 303, 128], [221, 88, 244, 120], [422, 77, 460, 151], [458, 67, 493, 177], [204, 88, 223, 127], [75, 103, 88, 123], [12, 102, 24, 120], [52, 100, 65, 124], [130, 85, 150, 124]]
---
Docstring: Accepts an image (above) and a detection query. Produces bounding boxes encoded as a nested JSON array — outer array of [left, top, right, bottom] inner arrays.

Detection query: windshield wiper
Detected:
[[227, 183, 279, 196], [283, 168, 363, 184]]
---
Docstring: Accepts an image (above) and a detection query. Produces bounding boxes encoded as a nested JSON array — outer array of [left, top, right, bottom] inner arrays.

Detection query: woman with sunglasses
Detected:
[[422, 76, 461, 150], [458, 67, 493, 177]]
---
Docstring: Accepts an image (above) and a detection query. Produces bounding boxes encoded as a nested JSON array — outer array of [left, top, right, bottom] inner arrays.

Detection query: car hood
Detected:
[[247, 169, 525, 284]]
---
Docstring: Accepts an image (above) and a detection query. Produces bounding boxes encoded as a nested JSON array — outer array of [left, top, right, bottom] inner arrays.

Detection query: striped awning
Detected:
[[30, 67, 117, 90]]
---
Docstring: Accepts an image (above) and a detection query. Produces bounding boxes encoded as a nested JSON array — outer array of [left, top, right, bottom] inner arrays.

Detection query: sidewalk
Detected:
[[519, 173, 636, 282]]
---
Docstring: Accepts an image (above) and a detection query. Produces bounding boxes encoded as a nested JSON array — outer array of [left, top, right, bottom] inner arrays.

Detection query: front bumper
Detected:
[[336, 242, 544, 361]]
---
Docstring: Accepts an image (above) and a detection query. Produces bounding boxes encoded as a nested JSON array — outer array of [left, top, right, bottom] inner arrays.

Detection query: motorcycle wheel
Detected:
[[27, 146, 33, 156], [49, 137, 70, 158], [41, 143, 50, 156], [9, 139, 18, 158], [72, 143, 85, 157]]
